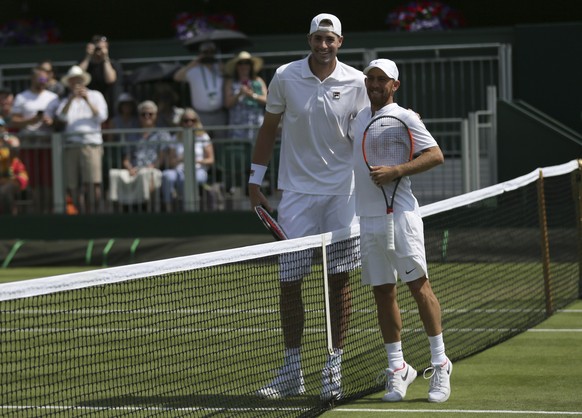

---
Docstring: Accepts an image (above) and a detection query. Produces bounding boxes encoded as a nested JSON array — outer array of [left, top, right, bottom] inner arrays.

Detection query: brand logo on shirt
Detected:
[[332, 91, 341, 100]]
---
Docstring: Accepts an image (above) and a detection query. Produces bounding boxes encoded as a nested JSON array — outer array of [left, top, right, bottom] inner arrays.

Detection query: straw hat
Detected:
[[225, 51, 263, 77], [61, 65, 92, 86]]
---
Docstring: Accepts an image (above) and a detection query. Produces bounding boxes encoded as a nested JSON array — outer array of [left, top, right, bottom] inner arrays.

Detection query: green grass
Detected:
[[0, 265, 580, 417], [324, 299, 582, 417]]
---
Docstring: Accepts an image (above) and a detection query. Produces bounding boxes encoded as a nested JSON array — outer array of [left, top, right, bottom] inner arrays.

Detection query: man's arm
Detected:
[[173, 59, 199, 82], [248, 111, 282, 211], [371, 146, 444, 185]]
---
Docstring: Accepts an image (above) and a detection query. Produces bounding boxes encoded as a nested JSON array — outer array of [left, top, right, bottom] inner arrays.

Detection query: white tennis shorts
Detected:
[[360, 212, 428, 286], [277, 191, 358, 282]]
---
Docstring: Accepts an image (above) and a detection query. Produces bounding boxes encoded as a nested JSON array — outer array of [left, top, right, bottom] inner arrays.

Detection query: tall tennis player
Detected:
[[248, 13, 368, 402], [351, 59, 452, 403]]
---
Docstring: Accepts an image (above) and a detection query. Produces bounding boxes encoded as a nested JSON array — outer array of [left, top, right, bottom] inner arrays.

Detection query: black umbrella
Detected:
[[182, 29, 252, 53], [128, 62, 182, 84]]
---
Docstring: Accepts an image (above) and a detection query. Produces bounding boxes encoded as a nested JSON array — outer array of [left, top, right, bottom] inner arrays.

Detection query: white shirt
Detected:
[[267, 56, 368, 195], [172, 131, 211, 171], [351, 103, 438, 217], [185, 64, 224, 112], [56, 89, 108, 144], [11, 89, 59, 135]]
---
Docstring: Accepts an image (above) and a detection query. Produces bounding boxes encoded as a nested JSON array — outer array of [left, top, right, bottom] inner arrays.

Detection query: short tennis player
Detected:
[[351, 59, 452, 403], [248, 13, 368, 401]]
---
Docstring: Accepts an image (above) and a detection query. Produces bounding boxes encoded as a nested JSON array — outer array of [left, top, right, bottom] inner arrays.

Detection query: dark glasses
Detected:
[[140, 112, 155, 117], [182, 118, 198, 123]]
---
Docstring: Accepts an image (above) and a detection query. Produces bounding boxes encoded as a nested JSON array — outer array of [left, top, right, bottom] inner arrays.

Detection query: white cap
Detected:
[[309, 13, 342, 36], [363, 59, 399, 81]]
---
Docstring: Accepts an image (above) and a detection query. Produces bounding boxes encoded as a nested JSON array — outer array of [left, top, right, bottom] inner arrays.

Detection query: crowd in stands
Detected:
[[0, 34, 267, 215]]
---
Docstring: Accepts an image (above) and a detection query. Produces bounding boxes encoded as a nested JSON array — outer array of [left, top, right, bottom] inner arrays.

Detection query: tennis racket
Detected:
[[254, 205, 288, 241], [362, 115, 414, 250]]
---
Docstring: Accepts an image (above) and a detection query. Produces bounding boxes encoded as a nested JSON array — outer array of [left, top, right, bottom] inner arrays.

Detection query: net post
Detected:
[[574, 159, 582, 299], [537, 169, 554, 316], [321, 234, 334, 355]]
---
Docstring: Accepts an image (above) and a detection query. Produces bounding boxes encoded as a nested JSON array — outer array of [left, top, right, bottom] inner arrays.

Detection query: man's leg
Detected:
[[374, 283, 418, 402], [407, 276, 452, 403], [256, 279, 306, 399]]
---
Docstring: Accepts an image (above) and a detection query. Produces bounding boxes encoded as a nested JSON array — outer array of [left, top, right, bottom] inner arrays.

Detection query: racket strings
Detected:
[[364, 124, 411, 167]]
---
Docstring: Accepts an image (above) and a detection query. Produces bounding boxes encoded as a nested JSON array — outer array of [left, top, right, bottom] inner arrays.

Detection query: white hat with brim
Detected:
[[309, 13, 342, 37], [363, 59, 399, 81], [225, 51, 264, 77], [61, 65, 92, 86]]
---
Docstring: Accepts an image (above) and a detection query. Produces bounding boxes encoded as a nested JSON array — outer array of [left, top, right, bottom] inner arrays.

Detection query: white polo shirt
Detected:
[[56, 89, 108, 144], [351, 103, 438, 217], [185, 64, 224, 112], [267, 56, 368, 195]]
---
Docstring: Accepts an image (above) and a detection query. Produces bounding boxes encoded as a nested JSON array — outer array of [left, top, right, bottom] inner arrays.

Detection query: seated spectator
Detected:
[[103, 93, 140, 197], [108, 100, 171, 212], [55, 65, 108, 214], [161, 108, 215, 212], [153, 82, 184, 128], [0, 119, 29, 215], [107, 92, 139, 139]]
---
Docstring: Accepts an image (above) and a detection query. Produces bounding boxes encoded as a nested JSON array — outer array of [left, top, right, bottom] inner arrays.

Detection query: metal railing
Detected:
[[9, 97, 495, 215]]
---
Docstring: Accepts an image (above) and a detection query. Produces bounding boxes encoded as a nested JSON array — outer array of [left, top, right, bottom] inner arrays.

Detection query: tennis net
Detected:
[[1, 160, 580, 417]]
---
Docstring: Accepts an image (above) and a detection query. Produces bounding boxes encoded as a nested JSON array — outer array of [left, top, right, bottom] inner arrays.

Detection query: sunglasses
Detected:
[[182, 118, 198, 123], [140, 112, 155, 117]]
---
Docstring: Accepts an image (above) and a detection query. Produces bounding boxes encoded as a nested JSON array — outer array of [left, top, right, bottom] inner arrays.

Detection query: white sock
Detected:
[[428, 333, 447, 366], [385, 341, 404, 371], [284, 347, 301, 370]]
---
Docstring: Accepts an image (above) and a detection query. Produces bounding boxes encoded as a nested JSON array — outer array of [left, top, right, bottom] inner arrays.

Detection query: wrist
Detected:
[[248, 163, 267, 185]]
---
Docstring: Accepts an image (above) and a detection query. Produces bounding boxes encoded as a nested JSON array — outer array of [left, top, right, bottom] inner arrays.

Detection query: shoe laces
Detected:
[[376, 368, 397, 391], [423, 362, 445, 389]]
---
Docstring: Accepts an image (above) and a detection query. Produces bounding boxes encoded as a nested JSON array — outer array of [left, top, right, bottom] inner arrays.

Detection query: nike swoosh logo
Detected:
[[401, 367, 409, 381], [405, 268, 416, 274]]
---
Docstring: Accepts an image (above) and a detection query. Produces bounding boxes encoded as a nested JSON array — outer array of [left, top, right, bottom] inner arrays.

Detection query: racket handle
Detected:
[[386, 212, 395, 251]]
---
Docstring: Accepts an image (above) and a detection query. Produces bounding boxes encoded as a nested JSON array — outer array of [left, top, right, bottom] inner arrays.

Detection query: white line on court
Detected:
[[332, 408, 582, 415]]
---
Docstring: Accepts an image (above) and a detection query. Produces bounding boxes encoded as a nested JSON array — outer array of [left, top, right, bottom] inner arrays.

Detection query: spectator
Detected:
[[10, 66, 59, 212], [153, 82, 184, 128], [223, 51, 267, 140], [0, 87, 15, 129], [108, 100, 171, 212], [10, 66, 59, 141], [161, 107, 214, 212], [173, 41, 227, 138], [0, 119, 29, 215], [106, 92, 139, 142], [38, 60, 66, 98], [79, 34, 123, 118], [55, 65, 108, 214]]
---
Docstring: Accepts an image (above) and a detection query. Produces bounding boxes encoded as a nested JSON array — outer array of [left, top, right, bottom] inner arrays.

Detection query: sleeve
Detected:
[[93, 91, 109, 122], [11, 94, 25, 115], [264, 71, 285, 114], [404, 111, 438, 154]]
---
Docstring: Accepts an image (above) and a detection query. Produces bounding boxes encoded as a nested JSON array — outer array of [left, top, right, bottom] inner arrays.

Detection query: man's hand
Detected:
[[248, 184, 270, 212]]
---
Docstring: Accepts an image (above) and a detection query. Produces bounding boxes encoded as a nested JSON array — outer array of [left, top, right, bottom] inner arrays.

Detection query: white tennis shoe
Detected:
[[256, 366, 305, 399], [320, 351, 343, 401], [424, 357, 453, 403], [382, 362, 417, 402]]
